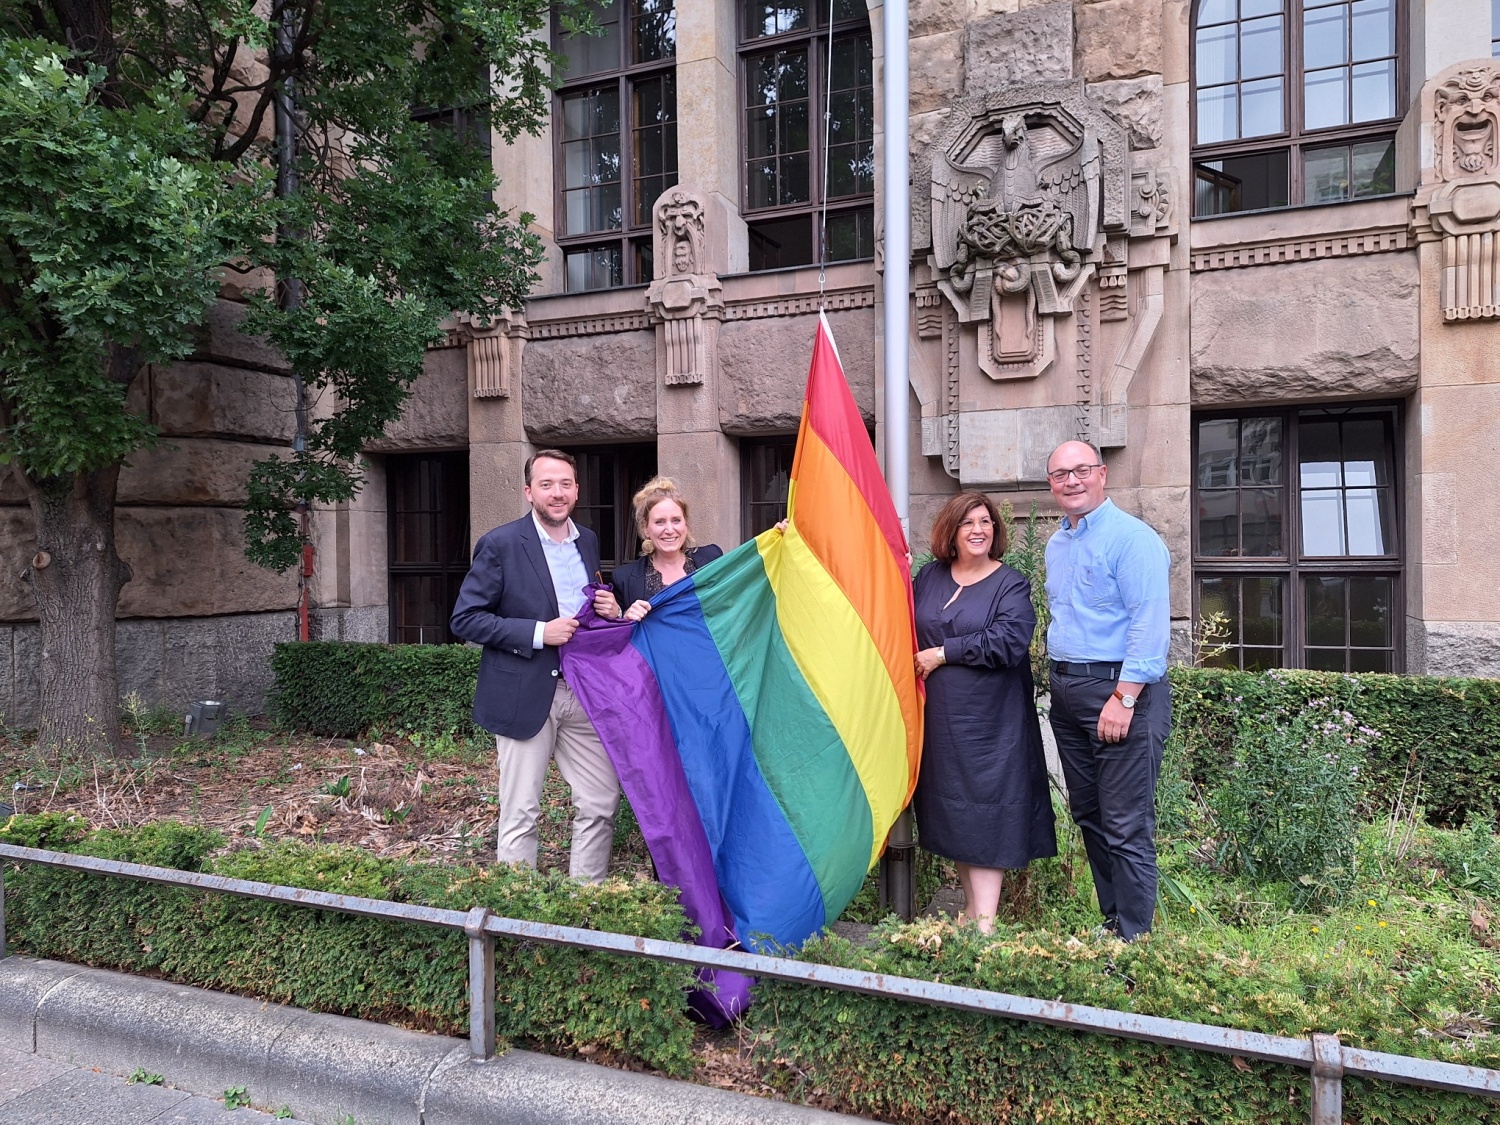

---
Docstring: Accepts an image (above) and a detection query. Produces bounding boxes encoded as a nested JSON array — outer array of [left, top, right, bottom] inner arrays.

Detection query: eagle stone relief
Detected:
[[932, 110, 1102, 332]]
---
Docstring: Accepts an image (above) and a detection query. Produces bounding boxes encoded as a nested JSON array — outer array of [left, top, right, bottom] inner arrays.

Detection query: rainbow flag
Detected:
[[561, 314, 921, 1018]]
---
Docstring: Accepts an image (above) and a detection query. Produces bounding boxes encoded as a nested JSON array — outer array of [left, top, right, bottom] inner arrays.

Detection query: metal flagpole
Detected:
[[878, 0, 917, 922]]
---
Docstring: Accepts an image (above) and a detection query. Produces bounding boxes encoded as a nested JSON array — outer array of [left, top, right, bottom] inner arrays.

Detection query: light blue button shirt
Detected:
[[530, 513, 589, 650], [1045, 498, 1171, 684]]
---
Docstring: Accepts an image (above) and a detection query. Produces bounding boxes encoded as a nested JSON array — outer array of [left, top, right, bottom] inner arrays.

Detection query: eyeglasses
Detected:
[[1047, 464, 1103, 484]]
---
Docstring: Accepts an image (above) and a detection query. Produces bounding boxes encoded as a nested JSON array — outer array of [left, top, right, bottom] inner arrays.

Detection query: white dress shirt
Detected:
[[530, 512, 589, 649]]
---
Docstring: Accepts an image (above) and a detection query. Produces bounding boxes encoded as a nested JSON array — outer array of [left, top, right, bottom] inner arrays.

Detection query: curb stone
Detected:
[[0, 958, 868, 1124]]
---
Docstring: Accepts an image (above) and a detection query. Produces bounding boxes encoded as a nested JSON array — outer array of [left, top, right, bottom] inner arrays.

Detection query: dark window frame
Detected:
[[741, 434, 798, 539], [738, 1, 875, 270], [1189, 0, 1407, 215], [387, 451, 471, 645], [1191, 404, 1405, 672], [553, 1, 678, 291], [557, 442, 659, 579]]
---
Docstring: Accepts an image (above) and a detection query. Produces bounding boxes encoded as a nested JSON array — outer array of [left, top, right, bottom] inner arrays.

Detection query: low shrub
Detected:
[[1208, 700, 1370, 907], [751, 917, 1500, 1125], [0, 816, 698, 1075], [1169, 667, 1500, 827]]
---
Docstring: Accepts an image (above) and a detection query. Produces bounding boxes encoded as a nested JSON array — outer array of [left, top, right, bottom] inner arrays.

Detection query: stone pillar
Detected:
[[466, 315, 534, 543], [490, 107, 560, 293], [1407, 60, 1500, 675], [1409, 0, 1493, 87], [674, 0, 748, 273], [646, 184, 740, 548]]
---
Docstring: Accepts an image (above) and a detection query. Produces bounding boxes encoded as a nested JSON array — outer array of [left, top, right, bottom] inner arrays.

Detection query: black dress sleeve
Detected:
[[941, 567, 1037, 670]]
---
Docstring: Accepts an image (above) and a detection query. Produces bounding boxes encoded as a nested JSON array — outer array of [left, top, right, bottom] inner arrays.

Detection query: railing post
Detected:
[[464, 907, 495, 1059], [1310, 1033, 1344, 1124]]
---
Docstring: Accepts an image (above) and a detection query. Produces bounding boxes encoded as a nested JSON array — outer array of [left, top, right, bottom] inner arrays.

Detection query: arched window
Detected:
[[1192, 0, 1403, 214]]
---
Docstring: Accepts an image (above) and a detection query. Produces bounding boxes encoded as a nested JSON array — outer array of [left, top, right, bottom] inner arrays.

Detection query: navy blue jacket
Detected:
[[450, 515, 602, 739]]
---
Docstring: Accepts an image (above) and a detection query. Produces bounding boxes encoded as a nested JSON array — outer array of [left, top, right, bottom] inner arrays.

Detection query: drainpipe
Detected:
[[273, 1, 313, 641]]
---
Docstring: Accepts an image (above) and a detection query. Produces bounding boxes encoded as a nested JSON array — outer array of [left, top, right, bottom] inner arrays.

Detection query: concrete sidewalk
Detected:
[[0, 958, 866, 1125], [0, 1045, 314, 1124]]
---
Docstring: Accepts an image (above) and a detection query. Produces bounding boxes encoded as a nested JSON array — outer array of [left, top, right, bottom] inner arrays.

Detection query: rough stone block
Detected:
[[1411, 620, 1500, 678], [1086, 75, 1165, 150], [1191, 256, 1420, 405], [911, 0, 967, 36], [309, 605, 388, 644], [366, 344, 469, 452], [115, 508, 298, 618], [213, 612, 297, 715], [10, 624, 41, 727], [964, 2, 1073, 96], [521, 332, 658, 441], [0, 508, 36, 621], [1075, 0, 1164, 81], [151, 362, 300, 444], [911, 30, 966, 114], [116, 619, 167, 706], [720, 308, 876, 433], [187, 299, 289, 373], [118, 440, 285, 507]]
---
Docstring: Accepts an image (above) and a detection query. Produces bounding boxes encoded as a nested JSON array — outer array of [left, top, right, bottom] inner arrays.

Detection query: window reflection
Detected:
[[1298, 414, 1393, 557]]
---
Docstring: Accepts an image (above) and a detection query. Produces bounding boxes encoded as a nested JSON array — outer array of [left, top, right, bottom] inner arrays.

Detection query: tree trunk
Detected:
[[25, 465, 131, 758]]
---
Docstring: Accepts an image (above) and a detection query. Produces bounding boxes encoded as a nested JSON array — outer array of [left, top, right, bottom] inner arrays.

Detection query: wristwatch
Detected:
[[1111, 689, 1137, 709]]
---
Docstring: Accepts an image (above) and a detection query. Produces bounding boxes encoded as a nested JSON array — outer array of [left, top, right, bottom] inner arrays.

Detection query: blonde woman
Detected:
[[609, 477, 724, 622]]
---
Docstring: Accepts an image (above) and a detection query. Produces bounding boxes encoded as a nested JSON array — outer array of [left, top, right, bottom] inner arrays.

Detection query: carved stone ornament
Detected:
[[1434, 64, 1500, 182], [910, 81, 1176, 487], [645, 186, 722, 386], [457, 307, 525, 399], [1428, 176, 1500, 320], [927, 83, 1128, 382]]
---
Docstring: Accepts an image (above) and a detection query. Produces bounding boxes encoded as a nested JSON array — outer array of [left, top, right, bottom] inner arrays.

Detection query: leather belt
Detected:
[[1051, 660, 1123, 680]]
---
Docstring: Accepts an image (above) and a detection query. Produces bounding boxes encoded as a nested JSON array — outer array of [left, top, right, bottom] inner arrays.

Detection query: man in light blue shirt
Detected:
[[1044, 440, 1171, 941]]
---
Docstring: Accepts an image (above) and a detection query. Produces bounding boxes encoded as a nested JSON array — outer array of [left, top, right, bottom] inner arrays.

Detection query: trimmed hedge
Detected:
[[3, 815, 1498, 1122], [0, 814, 698, 1074], [271, 643, 1500, 825], [270, 641, 481, 739], [751, 919, 1500, 1125], [1168, 666, 1500, 826]]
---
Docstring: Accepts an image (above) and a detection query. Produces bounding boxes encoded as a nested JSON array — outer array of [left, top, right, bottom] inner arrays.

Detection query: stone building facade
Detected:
[[1, 0, 1497, 723]]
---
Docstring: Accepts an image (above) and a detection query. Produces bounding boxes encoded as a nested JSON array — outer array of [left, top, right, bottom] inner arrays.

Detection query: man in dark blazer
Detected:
[[450, 449, 625, 881]]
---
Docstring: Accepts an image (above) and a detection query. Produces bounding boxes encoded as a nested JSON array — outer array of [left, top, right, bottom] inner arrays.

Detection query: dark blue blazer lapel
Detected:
[[515, 517, 560, 619]]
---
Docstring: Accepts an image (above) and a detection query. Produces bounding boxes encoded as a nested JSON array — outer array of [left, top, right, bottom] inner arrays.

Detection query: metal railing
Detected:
[[2, 842, 1498, 1123]]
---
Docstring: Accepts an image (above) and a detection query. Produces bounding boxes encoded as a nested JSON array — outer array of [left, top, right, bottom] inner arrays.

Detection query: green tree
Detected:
[[0, 0, 577, 754]]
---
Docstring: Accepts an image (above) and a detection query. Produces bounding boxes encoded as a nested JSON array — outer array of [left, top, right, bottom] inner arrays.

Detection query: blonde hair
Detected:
[[632, 476, 695, 555]]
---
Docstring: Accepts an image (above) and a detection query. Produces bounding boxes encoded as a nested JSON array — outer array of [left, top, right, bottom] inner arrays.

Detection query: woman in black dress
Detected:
[[611, 477, 724, 619], [912, 492, 1057, 933]]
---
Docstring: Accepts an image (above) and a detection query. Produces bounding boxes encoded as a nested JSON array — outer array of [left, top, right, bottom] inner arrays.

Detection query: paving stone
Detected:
[[0, 1048, 70, 1107], [0, 1068, 188, 1125]]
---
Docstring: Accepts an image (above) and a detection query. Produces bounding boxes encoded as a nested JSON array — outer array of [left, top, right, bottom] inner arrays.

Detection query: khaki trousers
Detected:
[[495, 679, 620, 882]]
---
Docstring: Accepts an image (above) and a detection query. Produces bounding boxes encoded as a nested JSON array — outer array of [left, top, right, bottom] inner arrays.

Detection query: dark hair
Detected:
[[929, 492, 1007, 562], [524, 448, 577, 484]]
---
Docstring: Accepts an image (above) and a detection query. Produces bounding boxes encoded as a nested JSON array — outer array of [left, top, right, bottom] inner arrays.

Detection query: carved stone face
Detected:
[[672, 239, 692, 274], [1435, 66, 1500, 179]]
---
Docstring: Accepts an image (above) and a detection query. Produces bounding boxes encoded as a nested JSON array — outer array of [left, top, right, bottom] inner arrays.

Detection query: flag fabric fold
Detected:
[[560, 314, 921, 1019]]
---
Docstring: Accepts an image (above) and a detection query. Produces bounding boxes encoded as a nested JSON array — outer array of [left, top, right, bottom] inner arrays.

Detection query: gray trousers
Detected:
[[1048, 672, 1171, 940], [495, 680, 620, 882]]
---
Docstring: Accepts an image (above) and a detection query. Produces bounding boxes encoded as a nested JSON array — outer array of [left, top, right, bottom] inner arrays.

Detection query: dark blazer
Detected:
[[611, 544, 724, 608], [450, 514, 601, 739]]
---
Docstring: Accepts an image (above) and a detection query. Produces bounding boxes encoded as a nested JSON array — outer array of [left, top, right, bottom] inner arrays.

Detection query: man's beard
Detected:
[[533, 502, 573, 530]]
